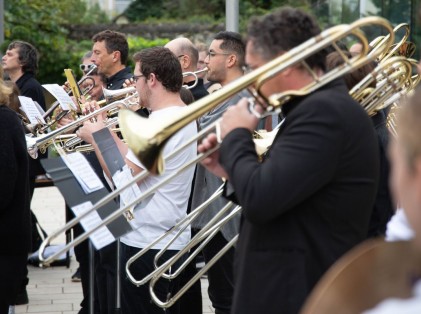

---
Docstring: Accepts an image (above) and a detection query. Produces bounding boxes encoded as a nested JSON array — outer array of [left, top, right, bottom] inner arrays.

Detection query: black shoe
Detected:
[[14, 289, 29, 305], [71, 267, 81, 282]]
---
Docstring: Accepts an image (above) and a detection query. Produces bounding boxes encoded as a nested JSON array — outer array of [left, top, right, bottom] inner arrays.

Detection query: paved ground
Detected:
[[14, 186, 215, 314]]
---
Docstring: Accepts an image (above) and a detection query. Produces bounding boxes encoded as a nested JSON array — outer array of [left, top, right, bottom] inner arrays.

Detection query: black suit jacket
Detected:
[[0, 106, 31, 255], [16, 72, 47, 177], [219, 79, 379, 314]]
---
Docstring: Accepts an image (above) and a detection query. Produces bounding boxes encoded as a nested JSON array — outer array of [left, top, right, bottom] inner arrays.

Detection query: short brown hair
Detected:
[[92, 30, 129, 65], [133, 47, 183, 93]]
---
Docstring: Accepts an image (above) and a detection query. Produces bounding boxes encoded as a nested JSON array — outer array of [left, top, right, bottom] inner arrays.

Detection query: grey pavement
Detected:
[[14, 186, 215, 314]]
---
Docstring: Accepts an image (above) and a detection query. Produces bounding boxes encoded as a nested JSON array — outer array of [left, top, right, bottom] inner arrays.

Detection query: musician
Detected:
[[196, 42, 222, 94], [91, 30, 132, 91], [77, 46, 197, 314], [363, 87, 421, 313], [2, 40, 46, 306], [0, 80, 31, 313], [58, 52, 106, 314], [165, 37, 209, 100], [191, 31, 247, 314], [326, 51, 394, 238], [198, 7, 379, 314]]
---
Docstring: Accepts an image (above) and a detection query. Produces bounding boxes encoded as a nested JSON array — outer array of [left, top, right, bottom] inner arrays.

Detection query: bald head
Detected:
[[165, 37, 199, 71]]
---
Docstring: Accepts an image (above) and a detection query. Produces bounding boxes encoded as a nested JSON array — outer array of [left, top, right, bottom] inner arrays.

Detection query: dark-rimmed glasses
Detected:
[[133, 74, 145, 82]]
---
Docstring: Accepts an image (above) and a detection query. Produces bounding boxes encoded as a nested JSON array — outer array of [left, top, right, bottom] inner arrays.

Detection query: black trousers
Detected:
[[120, 243, 183, 314], [201, 231, 235, 314], [0, 254, 27, 313], [95, 242, 118, 314], [70, 205, 100, 314]]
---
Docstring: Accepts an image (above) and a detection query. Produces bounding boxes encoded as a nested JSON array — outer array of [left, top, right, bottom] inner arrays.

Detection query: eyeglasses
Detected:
[[133, 74, 145, 82], [177, 54, 185, 59], [80, 64, 95, 72], [206, 51, 231, 58]]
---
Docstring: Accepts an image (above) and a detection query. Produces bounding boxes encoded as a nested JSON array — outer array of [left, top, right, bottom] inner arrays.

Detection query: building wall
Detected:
[[85, 0, 134, 17], [310, 0, 420, 58]]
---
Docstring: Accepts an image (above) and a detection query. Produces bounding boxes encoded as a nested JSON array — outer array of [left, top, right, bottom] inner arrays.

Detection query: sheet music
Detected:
[[61, 152, 104, 194], [43, 84, 77, 111], [71, 201, 115, 250], [18, 96, 46, 124], [112, 165, 142, 207]]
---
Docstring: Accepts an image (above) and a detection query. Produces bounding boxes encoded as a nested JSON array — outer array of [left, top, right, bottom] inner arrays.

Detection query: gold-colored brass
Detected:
[[120, 16, 394, 175]]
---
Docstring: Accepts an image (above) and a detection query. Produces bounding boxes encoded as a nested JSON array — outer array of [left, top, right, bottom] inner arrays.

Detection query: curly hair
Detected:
[[247, 7, 326, 71], [7, 41, 39, 74], [92, 30, 129, 65], [133, 47, 183, 93]]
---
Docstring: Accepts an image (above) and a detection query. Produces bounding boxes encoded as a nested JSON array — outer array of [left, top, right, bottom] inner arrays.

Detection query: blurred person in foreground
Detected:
[[0, 76, 31, 314], [362, 86, 421, 313]]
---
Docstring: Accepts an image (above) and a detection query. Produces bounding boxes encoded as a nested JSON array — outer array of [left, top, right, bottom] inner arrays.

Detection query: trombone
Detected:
[[119, 17, 394, 175], [38, 16, 394, 269]]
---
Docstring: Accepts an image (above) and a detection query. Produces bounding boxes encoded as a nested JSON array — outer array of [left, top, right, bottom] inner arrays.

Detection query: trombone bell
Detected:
[[119, 109, 166, 175]]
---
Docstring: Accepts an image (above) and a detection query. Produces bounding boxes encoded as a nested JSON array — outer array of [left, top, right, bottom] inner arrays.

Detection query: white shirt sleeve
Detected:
[[125, 148, 145, 170], [385, 208, 415, 242]]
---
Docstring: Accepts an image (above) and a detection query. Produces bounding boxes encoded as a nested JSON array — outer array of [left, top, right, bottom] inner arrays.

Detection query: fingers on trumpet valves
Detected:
[[123, 77, 135, 88]]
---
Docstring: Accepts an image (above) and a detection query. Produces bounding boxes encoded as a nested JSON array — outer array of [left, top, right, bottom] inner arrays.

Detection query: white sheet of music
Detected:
[[61, 152, 104, 194], [42, 84, 77, 111], [18, 96, 46, 124], [112, 165, 142, 207], [71, 201, 115, 250]]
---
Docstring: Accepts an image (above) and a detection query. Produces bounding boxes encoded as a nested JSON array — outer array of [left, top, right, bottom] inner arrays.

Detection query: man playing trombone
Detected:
[[198, 7, 379, 314], [77, 46, 197, 314]]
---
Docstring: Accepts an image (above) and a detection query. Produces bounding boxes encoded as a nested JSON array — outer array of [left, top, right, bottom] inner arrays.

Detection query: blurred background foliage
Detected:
[[5, 0, 411, 83], [2, 0, 318, 83]]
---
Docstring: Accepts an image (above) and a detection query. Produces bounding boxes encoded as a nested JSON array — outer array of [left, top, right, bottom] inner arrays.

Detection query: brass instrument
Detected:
[[386, 103, 399, 137], [369, 23, 410, 62], [120, 17, 394, 175], [26, 87, 137, 159], [38, 16, 394, 274], [41, 66, 98, 129], [350, 56, 413, 116], [182, 67, 208, 89]]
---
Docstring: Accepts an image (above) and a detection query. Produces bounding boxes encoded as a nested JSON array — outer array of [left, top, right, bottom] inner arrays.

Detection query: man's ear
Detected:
[[113, 51, 121, 63], [148, 73, 157, 86], [226, 54, 237, 68], [181, 55, 190, 69]]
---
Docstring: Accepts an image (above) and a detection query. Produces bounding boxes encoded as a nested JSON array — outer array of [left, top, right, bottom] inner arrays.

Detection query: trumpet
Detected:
[[26, 87, 137, 159], [182, 68, 208, 89], [42, 66, 98, 124], [38, 16, 394, 272]]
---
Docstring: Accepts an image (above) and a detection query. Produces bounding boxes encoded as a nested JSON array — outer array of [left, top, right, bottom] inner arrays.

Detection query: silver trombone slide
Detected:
[[155, 203, 240, 281], [126, 200, 236, 286], [150, 233, 240, 309], [38, 136, 220, 266], [126, 119, 285, 285], [125, 184, 225, 285]]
